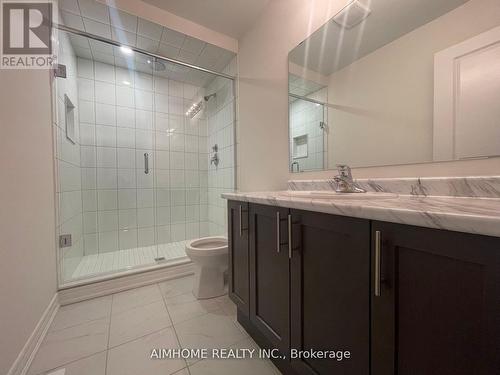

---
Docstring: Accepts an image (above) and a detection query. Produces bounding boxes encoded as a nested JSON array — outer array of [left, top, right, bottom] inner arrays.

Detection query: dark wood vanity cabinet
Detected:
[[371, 221, 500, 375], [227, 201, 250, 316], [248, 203, 291, 355], [227, 200, 500, 375], [289, 209, 370, 375]]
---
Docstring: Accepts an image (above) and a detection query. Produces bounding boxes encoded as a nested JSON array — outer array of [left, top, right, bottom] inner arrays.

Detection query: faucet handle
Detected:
[[336, 164, 352, 180]]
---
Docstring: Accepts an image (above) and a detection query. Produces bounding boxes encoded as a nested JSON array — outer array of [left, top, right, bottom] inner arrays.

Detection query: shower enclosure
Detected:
[[52, 8, 236, 287], [288, 74, 327, 172]]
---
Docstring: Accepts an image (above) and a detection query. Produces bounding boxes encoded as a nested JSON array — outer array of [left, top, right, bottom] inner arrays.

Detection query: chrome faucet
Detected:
[[333, 164, 366, 193], [291, 161, 300, 172]]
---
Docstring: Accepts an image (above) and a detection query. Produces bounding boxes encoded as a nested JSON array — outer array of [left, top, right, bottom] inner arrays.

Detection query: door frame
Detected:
[[433, 25, 500, 161]]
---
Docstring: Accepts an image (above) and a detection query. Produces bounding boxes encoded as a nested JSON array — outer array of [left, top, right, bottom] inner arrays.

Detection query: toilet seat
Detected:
[[185, 236, 229, 299], [186, 236, 228, 256]]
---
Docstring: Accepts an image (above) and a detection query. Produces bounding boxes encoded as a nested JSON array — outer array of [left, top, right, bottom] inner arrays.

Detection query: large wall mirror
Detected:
[[288, 0, 500, 172]]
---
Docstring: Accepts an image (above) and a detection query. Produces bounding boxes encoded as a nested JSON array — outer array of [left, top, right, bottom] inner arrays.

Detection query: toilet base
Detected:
[[192, 264, 227, 299]]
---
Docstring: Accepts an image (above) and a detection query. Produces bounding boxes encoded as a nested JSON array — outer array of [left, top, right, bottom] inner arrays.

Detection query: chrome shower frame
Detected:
[[54, 23, 236, 81]]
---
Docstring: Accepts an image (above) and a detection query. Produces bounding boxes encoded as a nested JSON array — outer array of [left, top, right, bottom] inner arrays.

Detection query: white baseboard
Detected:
[[7, 293, 59, 375], [58, 262, 195, 305]]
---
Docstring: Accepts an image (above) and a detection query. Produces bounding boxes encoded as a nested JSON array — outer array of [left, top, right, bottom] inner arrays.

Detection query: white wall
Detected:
[[326, 0, 500, 169], [0, 70, 57, 374], [237, 0, 500, 191]]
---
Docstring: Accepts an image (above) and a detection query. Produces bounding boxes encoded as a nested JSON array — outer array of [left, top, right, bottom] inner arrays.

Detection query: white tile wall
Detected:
[[289, 89, 326, 171], [205, 57, 237, 236]]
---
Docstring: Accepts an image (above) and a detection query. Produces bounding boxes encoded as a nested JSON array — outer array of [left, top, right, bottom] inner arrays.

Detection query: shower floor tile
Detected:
[[29, 276, 280, 375], [71, 240, 190, 280]]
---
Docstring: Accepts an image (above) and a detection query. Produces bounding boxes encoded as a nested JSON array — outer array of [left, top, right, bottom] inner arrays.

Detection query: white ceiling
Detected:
[[289, 0, 470, 76], [141, 0, 271, 38], [59, 0, 236, 86]]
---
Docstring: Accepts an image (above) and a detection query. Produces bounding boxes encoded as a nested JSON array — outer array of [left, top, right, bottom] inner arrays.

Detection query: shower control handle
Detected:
[[144, 153, 149, 174]]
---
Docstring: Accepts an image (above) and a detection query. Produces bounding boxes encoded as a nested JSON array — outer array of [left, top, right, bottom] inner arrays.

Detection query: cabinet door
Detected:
[[228, 201, 250, 316], [372, 221, 500, 375], [290, 209, 370, 375], [249, 203, 290, 355]]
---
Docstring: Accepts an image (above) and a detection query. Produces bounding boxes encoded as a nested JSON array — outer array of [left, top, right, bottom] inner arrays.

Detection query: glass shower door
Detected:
[[151, 57, 236, 261], [55, 30, 161, 284], [55, 27, 236, 286], [151, 59, 202, 263]]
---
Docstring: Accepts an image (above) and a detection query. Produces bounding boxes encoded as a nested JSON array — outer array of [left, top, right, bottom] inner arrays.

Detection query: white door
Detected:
[[434, 26, 500, 161]]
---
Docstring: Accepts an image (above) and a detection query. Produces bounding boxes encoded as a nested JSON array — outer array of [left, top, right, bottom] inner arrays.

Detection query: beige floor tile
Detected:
[[112, 284, 163, 314], [41, 351, 106, 375], [109, 300, 172, 347], [164, 292, 220, 324], [159, 275, 194, 299], [171, 369, 190, 375], [28, 319, 109, 375], [189, 357, 278, 375], [106, 327, 187, 375], [213, 295, 237, 319], [174, 310, 246, 364], [188, 337, 279, 375], [50, 296, 112, 332]]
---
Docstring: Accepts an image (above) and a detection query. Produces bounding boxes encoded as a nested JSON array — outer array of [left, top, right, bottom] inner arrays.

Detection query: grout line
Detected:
[[104, 293, 113, 375], [32, 349, 108, 375], [158, 282, 191, 372]]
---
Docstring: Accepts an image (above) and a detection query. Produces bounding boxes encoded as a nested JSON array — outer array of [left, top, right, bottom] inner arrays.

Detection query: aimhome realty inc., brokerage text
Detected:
[[150, 348, 351, 361]]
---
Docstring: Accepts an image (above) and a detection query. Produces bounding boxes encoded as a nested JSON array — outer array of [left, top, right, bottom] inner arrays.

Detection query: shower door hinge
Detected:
[[59, 234, 72, 248], [53, 64, 67, 78]]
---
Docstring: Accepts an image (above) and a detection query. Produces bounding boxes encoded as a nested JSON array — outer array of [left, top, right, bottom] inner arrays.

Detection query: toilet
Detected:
[[185, 236, 228, 299]]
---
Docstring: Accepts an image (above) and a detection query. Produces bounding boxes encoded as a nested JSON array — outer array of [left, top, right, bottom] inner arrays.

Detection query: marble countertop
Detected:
[[222, 191, 500, 238]]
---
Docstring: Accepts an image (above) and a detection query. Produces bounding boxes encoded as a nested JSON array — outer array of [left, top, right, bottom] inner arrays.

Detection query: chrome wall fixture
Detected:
[[210, 144, 220, 167], [186, 101, 204, 118]]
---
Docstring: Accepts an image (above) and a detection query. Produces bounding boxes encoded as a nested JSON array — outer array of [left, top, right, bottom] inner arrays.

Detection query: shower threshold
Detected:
[[71, 240, 190, 280]]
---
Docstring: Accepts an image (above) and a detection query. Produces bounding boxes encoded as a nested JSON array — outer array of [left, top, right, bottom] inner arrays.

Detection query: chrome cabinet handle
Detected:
[[288, 214, 292, 259], [276, 212, 281, 253], [239, 205, 243, 237], [144, 153, 149, 174], [374, 230, 381, 297]]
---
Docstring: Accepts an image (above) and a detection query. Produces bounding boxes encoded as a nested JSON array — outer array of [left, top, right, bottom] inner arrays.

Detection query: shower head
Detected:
[[186, 100, 203, 118], [204, 93, 217, 101], [147, 59, 166, 71], [152, 60, 166, 71]]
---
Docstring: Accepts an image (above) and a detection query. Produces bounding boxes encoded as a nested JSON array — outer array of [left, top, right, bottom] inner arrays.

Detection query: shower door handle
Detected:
[[144, 153, 149, 174]]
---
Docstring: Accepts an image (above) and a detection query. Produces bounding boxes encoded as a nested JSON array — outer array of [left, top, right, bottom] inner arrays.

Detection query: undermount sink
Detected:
[[280, 190, 398, 200]]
